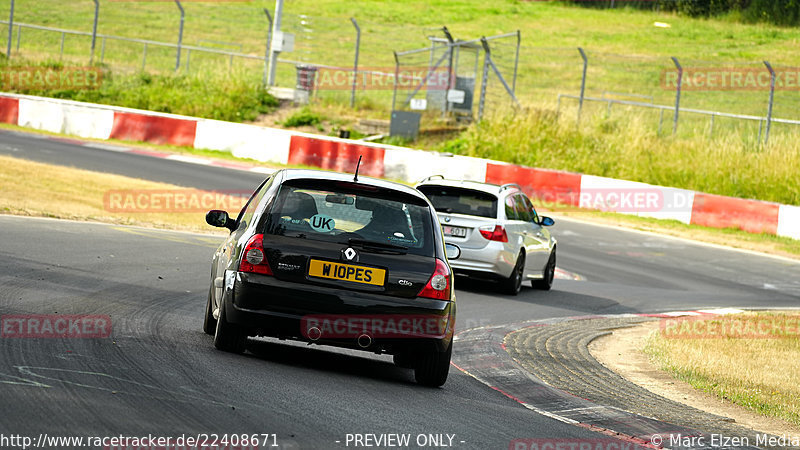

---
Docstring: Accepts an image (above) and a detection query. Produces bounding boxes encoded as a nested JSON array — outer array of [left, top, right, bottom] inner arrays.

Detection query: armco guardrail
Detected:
[[0, 92, 797, 241]]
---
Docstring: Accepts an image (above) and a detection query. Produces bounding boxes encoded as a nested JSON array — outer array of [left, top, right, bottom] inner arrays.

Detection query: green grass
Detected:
[[281, 107, 324, 128], [0, 59, 278, 122], [9, 1, 800, 114], [4, 1, 800, 209], [439, 109, 800, 206]]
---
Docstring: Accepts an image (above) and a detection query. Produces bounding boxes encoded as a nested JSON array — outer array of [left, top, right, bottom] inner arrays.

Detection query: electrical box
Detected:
[[271, 31, 295, 53]]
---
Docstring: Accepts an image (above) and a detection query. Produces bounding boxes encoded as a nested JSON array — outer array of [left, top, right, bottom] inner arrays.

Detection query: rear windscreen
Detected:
[[417, 185, 498, 219], [263, 180, 435, 257]]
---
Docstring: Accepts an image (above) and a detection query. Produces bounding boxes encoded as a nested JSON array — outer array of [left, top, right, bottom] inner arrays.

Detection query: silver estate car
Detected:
[[416, 176, 556, 295]]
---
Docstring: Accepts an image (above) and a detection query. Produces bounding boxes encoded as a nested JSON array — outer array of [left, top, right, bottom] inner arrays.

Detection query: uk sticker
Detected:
[[310, 214, 335, 232]]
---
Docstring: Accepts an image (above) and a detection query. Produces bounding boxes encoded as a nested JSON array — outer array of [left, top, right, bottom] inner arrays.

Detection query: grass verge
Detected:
[[440, 110, 800, 206], [645, 311, 800, 427], [0, 155, 235, 233], [8, 1, 800, 208], [1, 60, 278, 122]]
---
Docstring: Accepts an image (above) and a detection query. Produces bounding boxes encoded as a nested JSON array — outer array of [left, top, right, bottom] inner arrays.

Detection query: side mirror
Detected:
[[539, 216, 555, 227], [206, 210, 234, 230], [445, 243, 461, 260]]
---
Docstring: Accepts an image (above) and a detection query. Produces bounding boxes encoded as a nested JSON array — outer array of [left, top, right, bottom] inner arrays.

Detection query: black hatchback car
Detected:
[[204, 169, 458, 386]]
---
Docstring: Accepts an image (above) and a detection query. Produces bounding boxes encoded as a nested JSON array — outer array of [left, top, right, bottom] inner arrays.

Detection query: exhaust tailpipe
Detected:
[[357, 333, 372, 348], [307, 326, 322, 341]]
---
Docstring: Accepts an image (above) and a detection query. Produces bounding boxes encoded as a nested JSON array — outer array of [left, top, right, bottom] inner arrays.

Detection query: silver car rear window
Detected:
[[417, 186, 498, 219]]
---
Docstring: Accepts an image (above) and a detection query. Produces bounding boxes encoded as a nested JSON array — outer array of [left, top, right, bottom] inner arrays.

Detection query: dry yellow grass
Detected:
[[0, 155, 240, 234], [645, 311, 800, 427]]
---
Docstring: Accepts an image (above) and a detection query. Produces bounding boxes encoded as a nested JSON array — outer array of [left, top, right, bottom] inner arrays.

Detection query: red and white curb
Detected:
[[1, 92, 798, 240]]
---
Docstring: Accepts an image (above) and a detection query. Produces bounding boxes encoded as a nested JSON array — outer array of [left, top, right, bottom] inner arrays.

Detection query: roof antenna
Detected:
[[353, 155, 362, 182]]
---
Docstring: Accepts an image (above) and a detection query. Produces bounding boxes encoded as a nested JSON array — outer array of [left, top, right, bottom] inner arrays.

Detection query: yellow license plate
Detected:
[[308, 260, 386, 286]]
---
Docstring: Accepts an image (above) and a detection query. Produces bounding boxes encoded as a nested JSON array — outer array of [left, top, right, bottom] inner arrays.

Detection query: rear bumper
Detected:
[[221, 271, 455, 353], [446, 241, 516, 279]]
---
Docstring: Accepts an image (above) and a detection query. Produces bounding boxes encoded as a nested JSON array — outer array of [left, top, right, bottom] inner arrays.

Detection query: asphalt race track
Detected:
[[1, 129, 799, 449]]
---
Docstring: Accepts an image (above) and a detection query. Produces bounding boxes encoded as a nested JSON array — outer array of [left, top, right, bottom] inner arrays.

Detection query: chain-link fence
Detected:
[[390, 30, 519, 125], [2, 0, 800, 142], [549, 50, 800, 143]]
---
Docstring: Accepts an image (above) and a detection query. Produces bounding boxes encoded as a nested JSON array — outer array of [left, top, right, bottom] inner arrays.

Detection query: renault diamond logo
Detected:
[[343, 247, 358, 261]]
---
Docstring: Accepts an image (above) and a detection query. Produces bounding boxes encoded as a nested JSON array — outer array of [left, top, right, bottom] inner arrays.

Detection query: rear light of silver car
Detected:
[[417, 258, 452, 300], [479, 225, 508, 242], [240, 234, 273, 275]]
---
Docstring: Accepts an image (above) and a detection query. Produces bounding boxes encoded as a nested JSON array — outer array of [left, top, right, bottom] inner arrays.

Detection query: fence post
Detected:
[[174, 0, 184, 72], [90, 0, 99, 65], [577, 47, 588, 124], [512, 30, 520, 95], [60, 32, 65, 59], [100, 36, 106, 63], [763, 61, 775, 145], [350, 17, 360, 108], [478, 41, 490, 122], [671, 56, 682, 135], [262, 8, 272, 87], [6, 0, 14, 58], [709, 113, 715, 140], [267, 0, 284, 86], [142, 43, 148, 71], [391, 51, 399, 111], [16, 24, 20, 51], [442, 26, 455, 116]]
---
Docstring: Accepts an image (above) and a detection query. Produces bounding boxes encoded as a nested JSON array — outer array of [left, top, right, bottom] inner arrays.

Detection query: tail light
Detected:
[[479, 225, 508, 242], [239, 234, 273, 275], [417, 258, 452, 300]]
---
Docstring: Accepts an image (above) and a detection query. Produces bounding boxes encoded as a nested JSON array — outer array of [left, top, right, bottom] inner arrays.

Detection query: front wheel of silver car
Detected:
[[500, 252, 525, 296], [532, 250, 556, 291], [213, 301, 247, 353]]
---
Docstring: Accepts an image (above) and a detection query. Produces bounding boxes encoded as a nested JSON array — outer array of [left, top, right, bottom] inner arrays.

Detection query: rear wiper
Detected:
[[346, 238, 408, 253], [434, 207, 453, 213]]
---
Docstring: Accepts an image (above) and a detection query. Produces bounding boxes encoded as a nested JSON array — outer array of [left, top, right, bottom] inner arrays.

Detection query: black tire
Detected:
[[532, 250, 556, 291], [213, 301, 247, 353], [393, 352, 415, 369], [414, 340, 452, 387], [203, 286, 217, 335], [500, 252, 525, 295]]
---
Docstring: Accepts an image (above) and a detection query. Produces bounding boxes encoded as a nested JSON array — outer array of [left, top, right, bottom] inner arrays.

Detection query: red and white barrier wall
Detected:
[[0, 92, 797, 241]]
